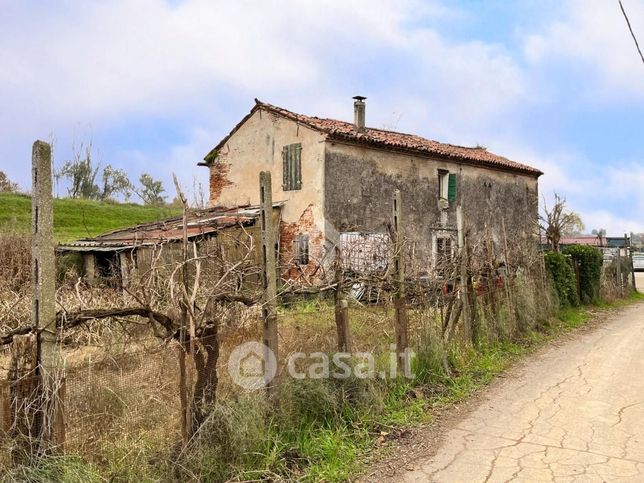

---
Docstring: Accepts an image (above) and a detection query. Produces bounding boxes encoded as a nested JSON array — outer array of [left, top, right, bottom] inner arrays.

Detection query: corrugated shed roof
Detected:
[[205, 100, 543, 177], [58, 203, 283, 252]]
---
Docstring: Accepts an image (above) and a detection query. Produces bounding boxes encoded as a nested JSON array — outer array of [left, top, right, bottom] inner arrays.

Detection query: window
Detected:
[[437, 236, 453, 262], [294, 234, 309, 265], [282, 143, 302, 191], [438, 169, 457, 203], [435, 236, 453, 276]]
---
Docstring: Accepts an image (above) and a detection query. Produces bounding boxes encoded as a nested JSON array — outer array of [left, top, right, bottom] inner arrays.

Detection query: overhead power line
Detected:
[[619, 0, 644, 66]]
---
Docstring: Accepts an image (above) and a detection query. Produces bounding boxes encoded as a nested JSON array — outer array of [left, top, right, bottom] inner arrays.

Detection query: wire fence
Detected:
[[0, 220, 637, 478]]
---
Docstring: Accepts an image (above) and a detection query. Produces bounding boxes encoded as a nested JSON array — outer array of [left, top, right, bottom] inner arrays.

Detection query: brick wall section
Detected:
[[209, 160, 234, 206], [279, 205, 324, 281]]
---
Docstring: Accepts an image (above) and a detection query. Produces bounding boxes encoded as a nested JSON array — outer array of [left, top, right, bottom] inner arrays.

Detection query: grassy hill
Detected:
[[0, 193, 180, 243]]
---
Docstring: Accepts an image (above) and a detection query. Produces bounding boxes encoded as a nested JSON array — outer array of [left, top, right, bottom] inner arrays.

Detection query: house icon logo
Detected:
[[228, 341, 277, 390]]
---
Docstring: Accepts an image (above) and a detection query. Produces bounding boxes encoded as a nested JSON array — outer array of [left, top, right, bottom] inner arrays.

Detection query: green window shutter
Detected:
[[295, 144, 302, 189], [282, 143, 302, 191], [282, 146, 288, 189], [448, 173, 457, 203]]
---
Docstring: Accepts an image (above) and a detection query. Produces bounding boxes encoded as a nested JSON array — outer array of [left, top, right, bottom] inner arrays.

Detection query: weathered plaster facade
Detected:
[[324, 141, 538, 263], [205, 100, 541, 276], [210, 109, 328, 270]]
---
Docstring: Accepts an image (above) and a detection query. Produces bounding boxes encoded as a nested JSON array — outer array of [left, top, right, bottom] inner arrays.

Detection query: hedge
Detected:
[[563, 245, 603, 304], [544, 251, 579, 308]]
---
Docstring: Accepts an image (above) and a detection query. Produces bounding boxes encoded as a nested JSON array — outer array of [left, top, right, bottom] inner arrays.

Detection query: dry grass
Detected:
[[0, 231, 621, 481]]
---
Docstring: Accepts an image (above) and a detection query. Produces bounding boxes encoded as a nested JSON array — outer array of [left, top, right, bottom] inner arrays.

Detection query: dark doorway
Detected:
[[94, 251, 121, 287]]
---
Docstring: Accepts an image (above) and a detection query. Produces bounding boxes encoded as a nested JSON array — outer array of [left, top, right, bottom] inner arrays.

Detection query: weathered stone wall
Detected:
[[460, 168, 538, 249], [324, 141, 539, 266]]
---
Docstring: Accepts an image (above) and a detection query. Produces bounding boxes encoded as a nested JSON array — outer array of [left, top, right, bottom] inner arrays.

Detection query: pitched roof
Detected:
[[204, 99, 543, 177]]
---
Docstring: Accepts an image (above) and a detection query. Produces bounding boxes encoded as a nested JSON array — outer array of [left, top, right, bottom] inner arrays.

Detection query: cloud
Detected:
[[1, 0, 530, 191], [1, 0, 641, 236], [491, 143, 644, 234], [523, 0, 644, 101]]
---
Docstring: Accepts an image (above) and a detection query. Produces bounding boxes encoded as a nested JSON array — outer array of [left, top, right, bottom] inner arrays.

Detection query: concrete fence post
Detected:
[[30, 140, 64, 452], [260, 172, 279, 401]]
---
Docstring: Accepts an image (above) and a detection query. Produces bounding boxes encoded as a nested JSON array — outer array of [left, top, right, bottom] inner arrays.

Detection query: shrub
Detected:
[[563, 245, 603, 304], [544, 252, 579, 308]]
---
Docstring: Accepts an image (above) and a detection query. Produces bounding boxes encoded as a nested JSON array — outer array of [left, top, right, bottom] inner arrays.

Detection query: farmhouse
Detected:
[[201, 97, 543, 275], [60, 97, 543, 285]]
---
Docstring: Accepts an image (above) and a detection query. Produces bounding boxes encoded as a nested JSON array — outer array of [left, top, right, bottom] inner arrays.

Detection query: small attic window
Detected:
[[283, 143, 302, 191]]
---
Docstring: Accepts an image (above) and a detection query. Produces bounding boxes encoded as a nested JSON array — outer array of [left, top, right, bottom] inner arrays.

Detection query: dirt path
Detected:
[[391, 303, 644, 482]]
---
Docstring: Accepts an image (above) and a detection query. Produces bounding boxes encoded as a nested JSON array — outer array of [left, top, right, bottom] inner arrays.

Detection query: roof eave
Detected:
[[326, 134, 543, 178]]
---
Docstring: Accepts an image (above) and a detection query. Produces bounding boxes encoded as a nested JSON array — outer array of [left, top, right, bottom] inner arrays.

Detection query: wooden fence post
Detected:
[[617, 248, 623, 297], [392, 190, 410, 376], [627, 233, 636, 291], [260, 172, 279, 400], [0, 382, 9, 436], [9, 334, 40, 462], [573, 259, 582, 302], [334, 246, 351, 353]]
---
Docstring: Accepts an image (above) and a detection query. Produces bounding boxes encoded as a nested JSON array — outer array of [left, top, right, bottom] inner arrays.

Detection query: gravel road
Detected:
[[401, 302, 644, 482]]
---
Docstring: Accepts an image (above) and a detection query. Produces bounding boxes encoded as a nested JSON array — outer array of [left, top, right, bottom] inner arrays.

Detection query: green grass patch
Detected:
[[558, 306, 592, 328], [0, 193, 179, 242]]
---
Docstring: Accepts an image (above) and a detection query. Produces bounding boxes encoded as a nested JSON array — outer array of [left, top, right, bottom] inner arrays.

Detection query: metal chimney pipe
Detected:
[[353, 96, 366, 131]]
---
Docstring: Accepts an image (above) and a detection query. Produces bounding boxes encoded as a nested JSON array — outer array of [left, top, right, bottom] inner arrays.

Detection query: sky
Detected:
[[1, 0, 644, 234]]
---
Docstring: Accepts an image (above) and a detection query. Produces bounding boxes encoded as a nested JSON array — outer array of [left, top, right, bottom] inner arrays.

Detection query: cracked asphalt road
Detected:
[[401, 302, 644, 482]]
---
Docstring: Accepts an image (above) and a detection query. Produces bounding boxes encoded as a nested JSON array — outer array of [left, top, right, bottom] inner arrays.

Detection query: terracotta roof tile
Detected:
[[244, 100, 542, 176]]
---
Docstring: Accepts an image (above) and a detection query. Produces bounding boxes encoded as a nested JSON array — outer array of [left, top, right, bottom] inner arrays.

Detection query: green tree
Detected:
[[58, 143, 132, 201], [0, 171, 18, 192], [138, 173, 166, 206]]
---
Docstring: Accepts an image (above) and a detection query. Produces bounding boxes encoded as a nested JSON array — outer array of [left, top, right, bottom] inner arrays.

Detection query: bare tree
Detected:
[[540, 193, 585, 252]]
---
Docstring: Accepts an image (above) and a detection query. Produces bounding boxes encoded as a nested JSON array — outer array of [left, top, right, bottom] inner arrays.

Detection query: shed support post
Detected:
[[260, 172, 279, 401], [392, 190, 410, 376]]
